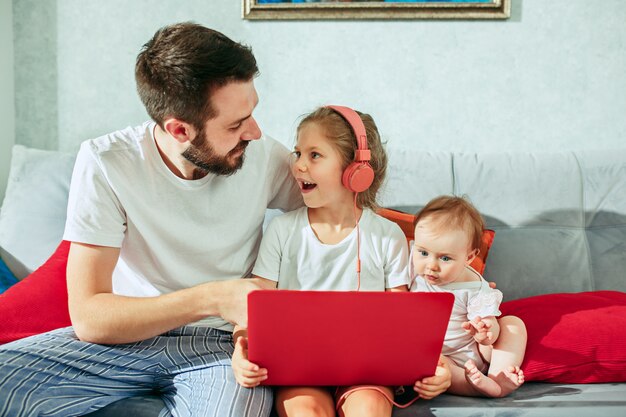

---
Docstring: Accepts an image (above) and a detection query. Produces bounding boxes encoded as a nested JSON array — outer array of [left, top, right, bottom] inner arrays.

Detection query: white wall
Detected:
[[0, 0, 15, 202], [13, 0, 626, 154]]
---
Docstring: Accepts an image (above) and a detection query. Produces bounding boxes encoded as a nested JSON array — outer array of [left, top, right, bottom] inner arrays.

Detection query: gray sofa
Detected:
[[1, 145, 625, 416]]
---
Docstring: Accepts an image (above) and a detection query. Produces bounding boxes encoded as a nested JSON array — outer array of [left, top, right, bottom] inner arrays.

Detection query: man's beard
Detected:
[[182, 128, 249, 177]]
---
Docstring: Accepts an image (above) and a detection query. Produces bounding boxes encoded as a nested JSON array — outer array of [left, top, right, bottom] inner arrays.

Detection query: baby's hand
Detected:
[[462, 316, 494, 345], [231, 336, 268, 387]]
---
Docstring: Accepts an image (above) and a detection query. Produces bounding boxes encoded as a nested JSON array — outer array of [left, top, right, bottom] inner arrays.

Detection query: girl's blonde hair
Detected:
[[297, 106, 387, 210]]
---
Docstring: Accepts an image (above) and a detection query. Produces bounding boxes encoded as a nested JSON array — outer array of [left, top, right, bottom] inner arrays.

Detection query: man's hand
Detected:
[[218, 278, 276, 328], [231, 336, 268, 387], [218, 280, 260, 328], [413, 356, 452, 400]]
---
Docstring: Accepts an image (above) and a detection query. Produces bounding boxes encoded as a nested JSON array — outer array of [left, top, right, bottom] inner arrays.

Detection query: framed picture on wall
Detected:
[[242, 0, 511, 20]]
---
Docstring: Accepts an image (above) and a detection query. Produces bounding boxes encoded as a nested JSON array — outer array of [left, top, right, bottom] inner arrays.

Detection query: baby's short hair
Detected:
[[414, 195, 485, 251]]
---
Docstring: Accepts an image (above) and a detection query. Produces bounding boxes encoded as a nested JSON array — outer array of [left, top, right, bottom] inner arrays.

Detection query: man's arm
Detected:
[[67, 242, 260, 344]]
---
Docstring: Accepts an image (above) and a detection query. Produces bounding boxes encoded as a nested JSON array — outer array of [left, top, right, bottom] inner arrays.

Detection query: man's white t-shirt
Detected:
[[63, 121, 302, 329], [252, 207, 409, 291]]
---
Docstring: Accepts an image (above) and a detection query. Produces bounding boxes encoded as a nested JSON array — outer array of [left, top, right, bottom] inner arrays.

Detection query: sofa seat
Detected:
[[85, 383, 626, 417], [394, 383, 626, 416]]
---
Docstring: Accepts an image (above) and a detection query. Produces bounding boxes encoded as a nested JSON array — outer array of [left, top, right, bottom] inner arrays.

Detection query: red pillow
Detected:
[[0, 241, 71, 344], [377, 207, 495, 274], [500, 291, 626, 383]]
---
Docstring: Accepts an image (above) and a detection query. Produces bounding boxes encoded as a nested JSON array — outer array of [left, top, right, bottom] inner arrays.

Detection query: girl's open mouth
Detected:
[[300, 181, 317, 192]]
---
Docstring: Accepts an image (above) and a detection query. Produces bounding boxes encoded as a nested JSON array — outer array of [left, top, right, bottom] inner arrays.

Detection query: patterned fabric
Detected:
[[0, 326, 273, 417], [467, 285, 503, 319]]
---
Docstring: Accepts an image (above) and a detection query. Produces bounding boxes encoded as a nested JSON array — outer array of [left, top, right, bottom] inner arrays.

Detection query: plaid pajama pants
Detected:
[[0, 326, 273, 417]]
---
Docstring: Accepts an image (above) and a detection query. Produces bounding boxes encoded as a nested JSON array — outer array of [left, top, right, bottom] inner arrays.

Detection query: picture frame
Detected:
[[242, 0, 511, 21]]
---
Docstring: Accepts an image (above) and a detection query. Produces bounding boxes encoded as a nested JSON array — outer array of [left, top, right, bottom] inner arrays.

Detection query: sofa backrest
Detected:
[[2, 144, 625, 302], [383, 149, 626, 301]]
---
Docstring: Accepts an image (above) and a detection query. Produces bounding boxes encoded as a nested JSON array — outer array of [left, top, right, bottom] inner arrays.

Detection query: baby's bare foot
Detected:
[[491, 366, 525, 397], [465, 361, 524, 398], [465, 360, 502, 397]]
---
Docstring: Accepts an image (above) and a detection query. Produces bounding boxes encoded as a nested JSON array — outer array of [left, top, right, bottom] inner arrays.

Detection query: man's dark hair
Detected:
[[135, 22, 258, 130]]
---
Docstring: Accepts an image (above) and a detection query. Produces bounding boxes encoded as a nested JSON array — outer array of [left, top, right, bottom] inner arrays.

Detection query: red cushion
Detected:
[[377, 207, 495, 274], [500, 291, 626, 383], [0, 241, 71, 344], [470, 229, 495, 276]]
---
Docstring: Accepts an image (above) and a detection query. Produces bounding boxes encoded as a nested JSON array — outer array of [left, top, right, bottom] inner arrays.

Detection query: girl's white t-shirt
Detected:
[[253, 207, 409, 291]]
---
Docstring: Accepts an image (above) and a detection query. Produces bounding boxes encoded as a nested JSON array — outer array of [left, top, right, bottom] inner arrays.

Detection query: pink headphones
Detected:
[[326, 105, 375, 193]]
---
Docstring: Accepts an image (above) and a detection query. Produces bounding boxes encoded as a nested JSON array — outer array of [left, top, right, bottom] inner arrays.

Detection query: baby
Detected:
[[410, 195, 527, 397]]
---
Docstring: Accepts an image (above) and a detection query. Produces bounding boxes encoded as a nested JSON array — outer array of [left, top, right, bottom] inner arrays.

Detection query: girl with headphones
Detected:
[[231, 106, 452, 417]]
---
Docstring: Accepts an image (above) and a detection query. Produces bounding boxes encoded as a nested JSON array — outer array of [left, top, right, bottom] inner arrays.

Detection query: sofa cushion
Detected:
[[0, 241, 71, 345], [500, 291, 626, 383], [0, 145, 75, 278], [377, 207, 495, 275]]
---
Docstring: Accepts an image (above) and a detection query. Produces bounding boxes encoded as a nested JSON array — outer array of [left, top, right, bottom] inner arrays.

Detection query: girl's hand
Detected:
[[413, 356, 451, 400], [231, 336, 268, 387]]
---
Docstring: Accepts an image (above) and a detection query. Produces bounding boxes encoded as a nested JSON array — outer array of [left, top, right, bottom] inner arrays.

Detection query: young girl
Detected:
[[231, 106, 452, 417], [410, 195, 527, 398]]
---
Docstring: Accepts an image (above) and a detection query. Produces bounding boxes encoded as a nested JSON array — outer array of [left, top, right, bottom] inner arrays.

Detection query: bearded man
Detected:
[[0, 22, 301, 417]]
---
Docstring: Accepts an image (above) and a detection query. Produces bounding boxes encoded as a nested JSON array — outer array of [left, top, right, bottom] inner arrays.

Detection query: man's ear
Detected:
[[162, 118, 196, 144], [466, 248, 479, 265]]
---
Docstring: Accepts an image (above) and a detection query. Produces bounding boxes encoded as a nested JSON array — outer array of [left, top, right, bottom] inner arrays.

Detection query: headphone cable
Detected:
[[336, 385, 420, 410], [353, 192, 361, 292]]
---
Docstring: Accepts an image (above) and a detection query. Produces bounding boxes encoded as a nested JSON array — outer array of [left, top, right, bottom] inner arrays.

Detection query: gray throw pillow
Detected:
[[0, 145, 75, 278]]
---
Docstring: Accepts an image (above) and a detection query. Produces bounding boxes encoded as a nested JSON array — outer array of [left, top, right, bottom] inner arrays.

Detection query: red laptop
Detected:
[[247, 290, 453, 386]]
